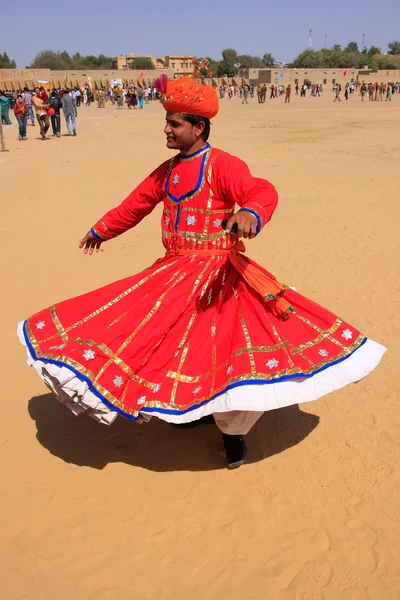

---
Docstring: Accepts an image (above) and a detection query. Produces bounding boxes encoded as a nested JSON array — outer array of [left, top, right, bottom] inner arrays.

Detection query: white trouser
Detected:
[[213, 411, 264, 435]]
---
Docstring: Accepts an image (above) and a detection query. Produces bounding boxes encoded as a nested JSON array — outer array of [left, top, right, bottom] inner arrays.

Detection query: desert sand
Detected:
[[1, 92, 399, 600]]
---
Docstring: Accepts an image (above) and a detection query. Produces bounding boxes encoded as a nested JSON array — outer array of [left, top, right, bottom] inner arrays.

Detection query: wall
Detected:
[[0, 69, 173, 90], [252, 68, 400, 87]]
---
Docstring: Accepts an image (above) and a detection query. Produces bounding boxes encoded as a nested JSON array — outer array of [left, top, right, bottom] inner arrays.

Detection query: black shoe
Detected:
[[73, 129, 77, 136], [222, 434, 248, 468], [170, 414, 215, 429]]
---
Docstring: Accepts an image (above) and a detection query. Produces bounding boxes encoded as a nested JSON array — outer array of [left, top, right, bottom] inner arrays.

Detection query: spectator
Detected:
[[0, 91, 12, 125], [13, 94, 29, 140], [22, 87, 35, 126], [61, 89, 77, 136], [50, 91, 62, 137], [32, 86, 50, 140]]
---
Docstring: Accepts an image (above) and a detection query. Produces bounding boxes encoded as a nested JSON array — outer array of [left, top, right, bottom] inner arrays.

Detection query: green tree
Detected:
[[0, 52, 17, 68], [236, 54, 254, 68], [294, 49, 324, 68], [344, 41, 359, 52], [251, 56, 262, 68], [261, 53, 275, 67], [220, 48, 237, 76], [332, 44, 341, 51], [368, 46, 381, 56], [30, 50, 70, 69], [387, 40, 400, 54], [129, 57, 155, 70]]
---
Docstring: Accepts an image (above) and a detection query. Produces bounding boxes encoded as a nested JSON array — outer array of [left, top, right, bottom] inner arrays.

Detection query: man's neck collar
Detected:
[[179, 143, 210, 160]]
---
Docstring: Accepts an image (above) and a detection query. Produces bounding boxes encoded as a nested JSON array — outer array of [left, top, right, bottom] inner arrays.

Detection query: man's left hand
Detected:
[[224, 211, 258, 239]]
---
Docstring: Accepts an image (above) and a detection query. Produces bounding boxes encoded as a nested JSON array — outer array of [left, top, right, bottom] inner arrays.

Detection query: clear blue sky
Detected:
[[2, 0, 400, 68]]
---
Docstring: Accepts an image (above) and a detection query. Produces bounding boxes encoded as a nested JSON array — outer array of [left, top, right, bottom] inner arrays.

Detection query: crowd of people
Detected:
[[0, 83, 160, 141], [0, 86, 79, 140], [1, 78, 399, 142]]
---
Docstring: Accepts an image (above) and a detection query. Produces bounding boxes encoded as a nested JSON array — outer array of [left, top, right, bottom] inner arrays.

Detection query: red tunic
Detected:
[[19, 145, 385, 424]]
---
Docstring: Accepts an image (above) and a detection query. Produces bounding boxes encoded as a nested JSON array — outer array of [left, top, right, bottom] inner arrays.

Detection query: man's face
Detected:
[[164, 112, 203, 151], [34, 88, 40, 95]]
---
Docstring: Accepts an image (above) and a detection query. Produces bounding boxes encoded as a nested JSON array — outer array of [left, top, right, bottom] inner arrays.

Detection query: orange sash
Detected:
[[166, 241, 293, 320]]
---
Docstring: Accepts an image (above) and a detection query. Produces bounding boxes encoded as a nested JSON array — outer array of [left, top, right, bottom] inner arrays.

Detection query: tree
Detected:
[[294, 49, 324, 68], [261, 53, 275, 67], [236, 54, 254, 68], [30, 50, 69, 70], [332, 44, 341, 51], [387, 40, 400, 54], [129, 57, 155, 70], [344, 41, 359, 52], [220, 48, 237, 76], [0, 52, 16, 68], [368, 46, 381, 56]]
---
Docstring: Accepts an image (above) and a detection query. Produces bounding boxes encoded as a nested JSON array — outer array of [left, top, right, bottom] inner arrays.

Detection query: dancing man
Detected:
[[19, 77, 386, 468]]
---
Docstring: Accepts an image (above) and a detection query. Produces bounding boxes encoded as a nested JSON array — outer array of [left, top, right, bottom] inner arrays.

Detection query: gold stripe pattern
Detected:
[[39, 260, 178, 343], [233, 285, 256, 375], [50, 305, 69, 342]]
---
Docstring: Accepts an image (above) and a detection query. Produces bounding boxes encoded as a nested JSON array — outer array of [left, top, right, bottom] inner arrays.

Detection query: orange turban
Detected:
[[155, 76, 219, 119]]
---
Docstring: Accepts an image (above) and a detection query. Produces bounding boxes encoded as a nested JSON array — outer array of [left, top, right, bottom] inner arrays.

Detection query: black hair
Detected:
[[182, 114, 211, 142]]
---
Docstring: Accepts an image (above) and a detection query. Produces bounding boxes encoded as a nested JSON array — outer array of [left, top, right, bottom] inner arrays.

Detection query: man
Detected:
[[22, 87, 35, 126], [49, 91, 62, 137], [333, 84, 341, 102], [75, 88, 81, 107], [261, 84, 267, 103], [0, 91, 12, 125], [360, 82, 367, 101], [285, 84, 291, 104], [32, 87, 50, 139], [386, 83, 392, 101], [378, 82, 384, 101], [19, 76, 386, 469], [61, 89, 77, 136]]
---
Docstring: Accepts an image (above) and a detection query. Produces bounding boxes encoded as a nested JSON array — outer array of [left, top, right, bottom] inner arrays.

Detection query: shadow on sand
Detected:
[[28, 394, 320, 472]]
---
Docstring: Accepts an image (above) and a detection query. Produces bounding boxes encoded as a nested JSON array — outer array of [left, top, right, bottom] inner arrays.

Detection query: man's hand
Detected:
[[224, 211, 258, 239], [79, 231, 103, 255]]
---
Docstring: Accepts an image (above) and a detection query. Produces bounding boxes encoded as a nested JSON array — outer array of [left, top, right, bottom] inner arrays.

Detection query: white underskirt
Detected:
[[18, 322, 387, 426]]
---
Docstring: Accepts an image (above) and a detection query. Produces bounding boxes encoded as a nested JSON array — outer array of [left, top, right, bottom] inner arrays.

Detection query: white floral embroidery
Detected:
[[266, 358, 279, 369], [113, 375, 123, 388], [165, 215, 170, 225], [186, 215, 196, 226], [341, 329, 353, 341], [319, 349, 329, 357], [172, 174, 179, 185], [153, 384, 161, 393], [213, 218, 222, 228], [192, 386, 202, 395], [227, 365, 234, 375], [36, 321, 46, 330], [83, 349, 95, 361], [137, 395, 147, 405]]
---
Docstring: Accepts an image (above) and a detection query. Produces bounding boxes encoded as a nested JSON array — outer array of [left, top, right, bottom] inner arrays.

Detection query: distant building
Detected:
[[112, 54, 194, 77], [164, 56, 194, 77], [112, 55, 166, 70]]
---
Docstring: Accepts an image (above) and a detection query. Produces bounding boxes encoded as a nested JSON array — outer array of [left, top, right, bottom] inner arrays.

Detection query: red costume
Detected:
[[19, 78, 386, 432]]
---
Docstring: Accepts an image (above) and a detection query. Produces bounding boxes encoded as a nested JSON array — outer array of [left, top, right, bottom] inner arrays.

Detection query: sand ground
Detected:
[[1, 91, 400, 600]]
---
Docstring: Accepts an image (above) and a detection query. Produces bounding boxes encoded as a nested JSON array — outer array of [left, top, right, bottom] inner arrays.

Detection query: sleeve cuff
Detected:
[[90, 227, 105, 242], [238, 208, 261, 235]]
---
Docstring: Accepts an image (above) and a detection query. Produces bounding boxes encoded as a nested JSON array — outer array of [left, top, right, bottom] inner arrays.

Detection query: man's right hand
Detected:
[[79, 231, 103, 255]]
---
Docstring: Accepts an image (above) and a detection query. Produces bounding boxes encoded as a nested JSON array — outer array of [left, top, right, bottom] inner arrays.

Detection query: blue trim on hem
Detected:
[[22, 316, 368, 421], [165, 152, 207, 203], [179, 143, 210, 160], [22, 320, 138, 422], [239, 208, 261, 235], [141, 337, 368, 416], [90, 228, 105, 242]]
